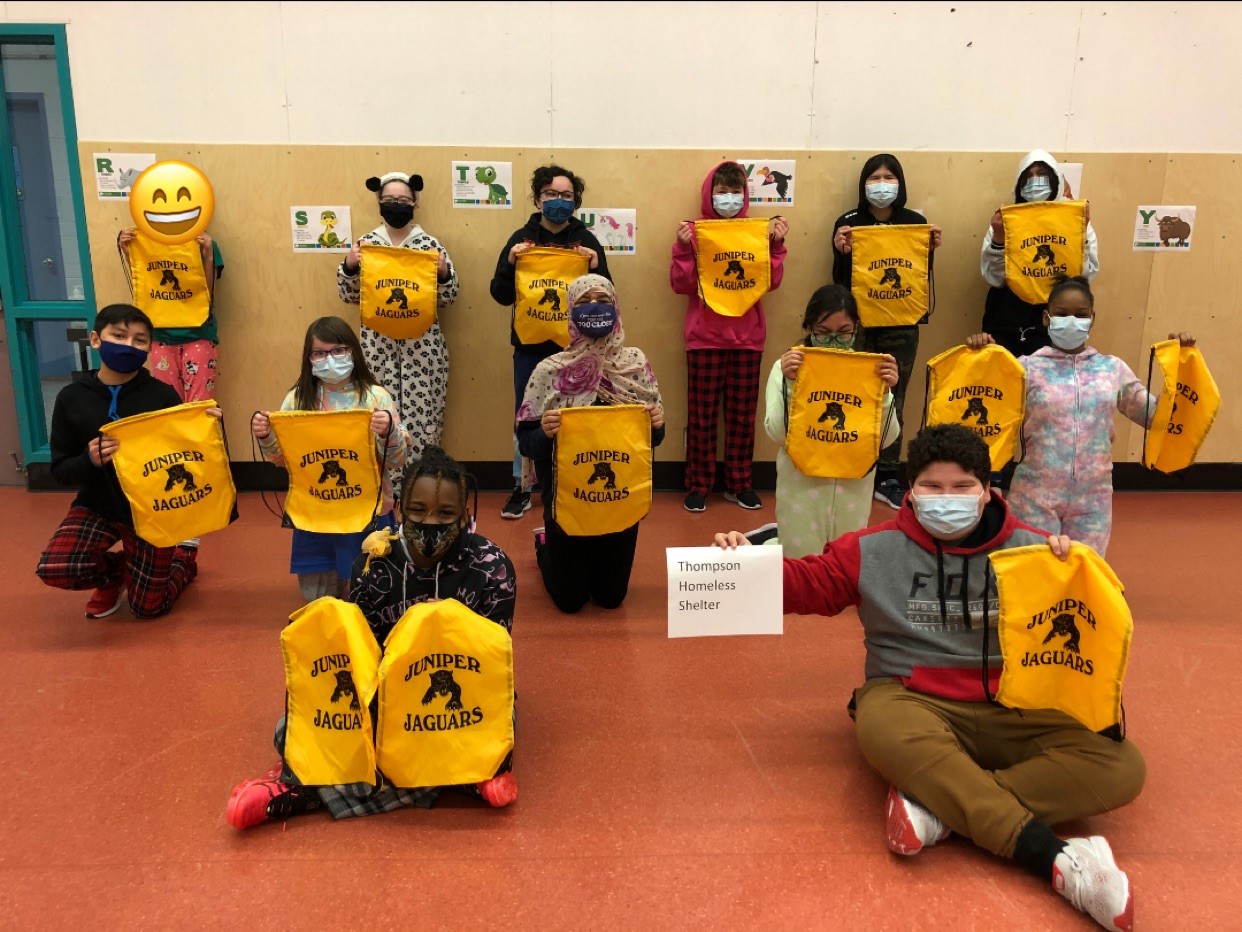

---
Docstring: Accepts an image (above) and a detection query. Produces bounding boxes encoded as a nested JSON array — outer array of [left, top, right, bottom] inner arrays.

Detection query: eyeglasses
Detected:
[[308, 345, 351, 362], [379, 197, 415, 206], [812, 327, 856, 338], [539, 189, 576, 202]]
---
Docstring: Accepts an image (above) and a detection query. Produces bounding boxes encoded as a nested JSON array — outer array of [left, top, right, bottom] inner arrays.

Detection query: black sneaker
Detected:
[[724, 490, 762, 510], [501, 486, 531, 520], [744, 522, 779, 545], [683, 493, 707, 513], [874, 478, 904, 510]]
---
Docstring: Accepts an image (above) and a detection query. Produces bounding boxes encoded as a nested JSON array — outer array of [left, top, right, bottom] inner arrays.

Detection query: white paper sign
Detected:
[[1132, 206, 1196, 251], [290, 205, 352, 253], [577, 208, 636, 254], [1060, 162, 1084, 199], [667, 545, 784, 638], [451, 160, 513, 208], [93, 152, 156, 200], [737, 158, 796, 206]]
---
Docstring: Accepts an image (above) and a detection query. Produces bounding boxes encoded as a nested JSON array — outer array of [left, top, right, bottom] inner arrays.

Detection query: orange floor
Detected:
[[1, 487, 1238, 928]]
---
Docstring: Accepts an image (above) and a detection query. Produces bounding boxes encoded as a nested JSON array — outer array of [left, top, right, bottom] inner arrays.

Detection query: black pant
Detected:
[[861, 324, 920, 481], [538, 520, 640, 614]]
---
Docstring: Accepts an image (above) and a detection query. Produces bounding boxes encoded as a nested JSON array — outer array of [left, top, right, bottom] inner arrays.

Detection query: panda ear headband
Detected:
[[365, 172, 424, 193]]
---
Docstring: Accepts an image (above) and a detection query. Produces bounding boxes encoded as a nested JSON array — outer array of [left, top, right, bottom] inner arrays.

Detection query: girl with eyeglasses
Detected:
[[251, 316, 409, 601], [489, 164, 612, 521], [753, 285, 899, 557], [338, 171, 458, 482]]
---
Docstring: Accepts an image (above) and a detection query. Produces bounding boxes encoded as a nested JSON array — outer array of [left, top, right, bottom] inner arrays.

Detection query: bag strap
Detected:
[[923, 227, 936, 323], [371, 409, 396, 523], [250, 410, 287, 521], [1141, 344, 1157, 469]]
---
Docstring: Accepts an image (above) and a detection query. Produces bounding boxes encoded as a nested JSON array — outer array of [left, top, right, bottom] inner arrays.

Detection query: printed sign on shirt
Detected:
[[737, 159, 796, 206], [290, 205, 353, 253], [94, 152, 156, 200], [666, 545, 784, 638], [577, 208, 637, 254], [1132, 206, 1196, 251], [451, 161, 513, 208]]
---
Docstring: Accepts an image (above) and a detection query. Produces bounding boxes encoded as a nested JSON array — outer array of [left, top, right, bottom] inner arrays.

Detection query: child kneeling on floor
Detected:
[[226, 447, 518, 828]]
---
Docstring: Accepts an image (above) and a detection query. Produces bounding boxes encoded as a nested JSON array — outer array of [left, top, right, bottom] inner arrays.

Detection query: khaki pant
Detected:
[[853, 679, 1145, 857]]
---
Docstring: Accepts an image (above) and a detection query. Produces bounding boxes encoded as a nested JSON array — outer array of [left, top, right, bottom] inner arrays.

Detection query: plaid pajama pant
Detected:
[[36, 506, 198, 619], [684, 349, 763, 495]]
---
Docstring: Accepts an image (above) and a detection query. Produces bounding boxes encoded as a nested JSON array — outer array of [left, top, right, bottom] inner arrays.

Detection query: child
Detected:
[[251, 316, 409, 601], [761, 285, 899, 558], [670, 160, 787, 513], [117, 229, 223, 402], [516, 274, 664, 613], [35, 303, 202, 619], [226, 447, 518, 828], [831, 154, 943, 509], [980, 149, 1099, 357], [714, 425, 1143, 932], [490, 164, 611, 520], [338, 171, 459, 469], [968, 275, 1195, 555]]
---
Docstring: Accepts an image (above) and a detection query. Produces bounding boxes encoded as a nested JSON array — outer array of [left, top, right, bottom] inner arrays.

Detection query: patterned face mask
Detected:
[[809, 332, 856, 350]]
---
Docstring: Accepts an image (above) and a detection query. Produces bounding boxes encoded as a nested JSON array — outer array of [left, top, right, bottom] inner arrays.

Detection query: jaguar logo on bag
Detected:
[[693, 218, 772, 317], [125, 234, 210, 328], [925, 344, 1026, 471], [100, 400, 237, 548], [784, 349, 886, 479], [513, 247, 590, 347], [1143, 339, 1221, 474], [358, 244, 439, 340], [849, 224, 932, 327], [553, 405, 653, 536], [1000, 200, 1086, 304]]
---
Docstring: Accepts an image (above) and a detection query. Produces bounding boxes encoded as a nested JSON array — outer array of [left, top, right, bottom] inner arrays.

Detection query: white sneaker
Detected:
[[1053, 836, 1133, 931], [885, 786, 950, 856]]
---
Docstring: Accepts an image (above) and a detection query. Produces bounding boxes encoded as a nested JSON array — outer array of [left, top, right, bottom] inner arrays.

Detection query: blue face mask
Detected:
[[865, 182, 899, 208], [712, 193, 744, 218], [913, 492, 984, 539], [542, 198, 575, 224], [98, 340, 148, 374], [571, 301, 618, 339], [1020, 176, 1053, 202], [1047, 316, 1092, 350]]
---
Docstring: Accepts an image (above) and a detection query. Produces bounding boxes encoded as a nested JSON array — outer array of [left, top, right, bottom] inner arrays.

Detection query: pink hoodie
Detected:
[[669, 160, 787, 351]]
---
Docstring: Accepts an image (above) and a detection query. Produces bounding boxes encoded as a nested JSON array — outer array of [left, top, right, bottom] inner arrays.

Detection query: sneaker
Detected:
[[501, 486, 531, 520], [533, 526, 547, 553], [262, 759, 286, 782], [225, 777, 316, 830], [177, 537, 201, 549], [885, 786, 950, 856], [683, 493, 707, 513], [1053, 836, 1133, 932], [477, 771, 518, 808], [744, 522, 779, 546], [85, 584, 123, 619], [874, 478, 904, 510], [724, 490, 762, 510]]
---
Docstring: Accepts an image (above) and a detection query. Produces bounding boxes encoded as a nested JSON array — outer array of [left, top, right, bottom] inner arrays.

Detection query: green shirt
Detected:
[[153, 240, 224, 345]]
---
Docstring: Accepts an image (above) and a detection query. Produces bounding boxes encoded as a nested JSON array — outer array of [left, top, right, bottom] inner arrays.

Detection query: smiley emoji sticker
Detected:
[[129, 160, 215, 245]]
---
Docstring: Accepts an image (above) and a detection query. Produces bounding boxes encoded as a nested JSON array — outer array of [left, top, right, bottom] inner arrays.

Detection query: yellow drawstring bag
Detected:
[[925, 344, 1027, 471], [849, 224, 932, 327], [125, 234, 210, 328], [281, 597, 382, 786], [552, 404, 653, 536], [693, 218, 772, 317], [1001, 200, 1087, 304], [100, 400, 236, 547], [268, 409, 384, 534], [513, 247, 590, 347], [358, 244, 439, 340], [375, 599, 515, 788], [784, 349, 887, 479], [990, 543, 1131, 734], [1143, 340, 1221, 474]]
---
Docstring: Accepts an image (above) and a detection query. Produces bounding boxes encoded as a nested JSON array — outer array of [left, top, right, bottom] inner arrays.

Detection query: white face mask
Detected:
[[312, 355, 354, 383], [1020, 177, 1053, 202], [712, 193, 744, 218], [866, 182, 899, 208], [913, 492, 984, 539], [1047, 316, 1092, 350]]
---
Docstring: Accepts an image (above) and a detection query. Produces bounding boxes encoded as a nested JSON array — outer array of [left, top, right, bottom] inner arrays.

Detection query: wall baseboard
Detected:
[[24, 460, 1242, 493]]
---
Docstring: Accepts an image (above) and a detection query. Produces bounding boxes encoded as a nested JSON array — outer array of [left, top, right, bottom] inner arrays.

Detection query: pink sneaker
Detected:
[[225, 777, 314, 829], [885, 785, 950, 856], [477, 771, 518, 808], [85, 583, 123, 619]]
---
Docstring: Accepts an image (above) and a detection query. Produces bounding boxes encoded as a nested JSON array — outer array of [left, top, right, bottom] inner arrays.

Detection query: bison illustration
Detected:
[[586, 461, 618, 490], [317, 459, 349, 487], [1157, 215, 1192, 247], [163, 464, 197, 493], [421, 670, 464, 711], [817, 401, 847, 430], [1033, 244, 1057, 266], [961, 397, 990, 426], [330, 670, 361, 711], [385, 287, 409, 311], [879, 267, 903, 289]]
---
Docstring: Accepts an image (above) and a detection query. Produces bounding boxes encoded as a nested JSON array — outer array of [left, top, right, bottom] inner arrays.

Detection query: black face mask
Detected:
[[380, 202, 414, 228], [403, 520, 460, 562]]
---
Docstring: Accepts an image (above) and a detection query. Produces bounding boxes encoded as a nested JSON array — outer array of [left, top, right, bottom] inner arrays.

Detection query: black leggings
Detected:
[[538, 521, 640, 614]]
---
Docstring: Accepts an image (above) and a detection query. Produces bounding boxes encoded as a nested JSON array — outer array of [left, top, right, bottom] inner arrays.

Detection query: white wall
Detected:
[[5, 0, 1240, 152]]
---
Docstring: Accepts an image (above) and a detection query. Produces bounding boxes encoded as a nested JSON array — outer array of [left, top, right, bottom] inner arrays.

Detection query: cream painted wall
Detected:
[[6, 1, 1242, 152]]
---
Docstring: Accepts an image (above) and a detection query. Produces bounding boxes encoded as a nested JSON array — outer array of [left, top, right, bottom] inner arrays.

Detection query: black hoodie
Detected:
[[48, 368, 182, 525], [489, 212, 612, 353], [830, 156, 931, 296]]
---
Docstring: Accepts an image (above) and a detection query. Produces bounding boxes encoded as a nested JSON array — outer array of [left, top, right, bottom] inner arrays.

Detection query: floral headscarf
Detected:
[[517, 274, 662, 423]]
